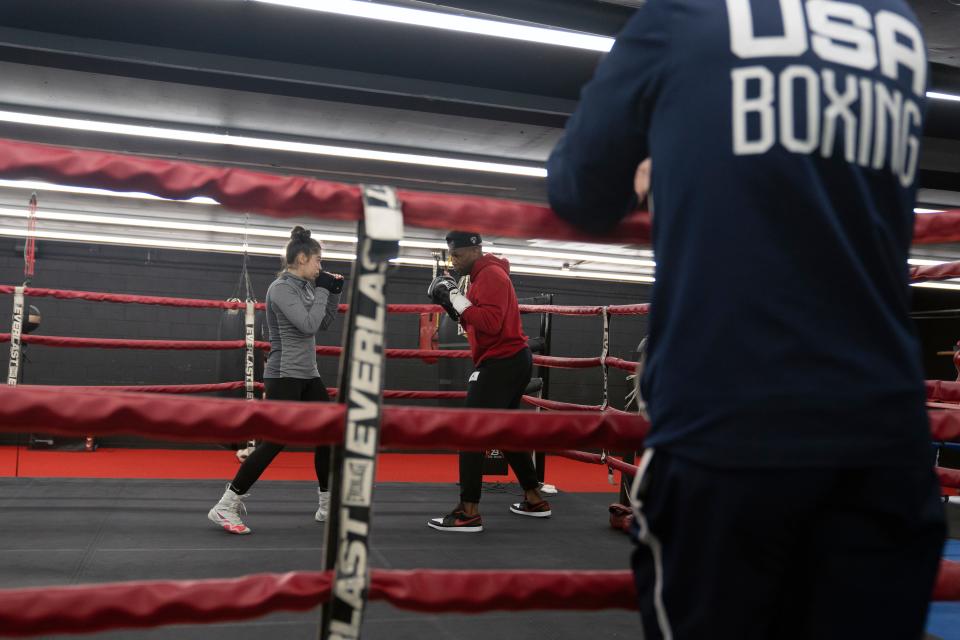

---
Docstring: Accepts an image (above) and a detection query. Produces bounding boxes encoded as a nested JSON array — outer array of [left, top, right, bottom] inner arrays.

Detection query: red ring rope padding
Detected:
[[607, 304, 651, 315], [914, 211, 960, 245], [522, 396, 635, 415], [937, 466, 960, 490], [0, 563, 955, 637], [0, 335, 638, 371], [67, 381, 266, 394], [910, 261, 960, 283], [1, 138, 958, 245], [0, 334, 252, 351], [0, 569, 637, 637], [523, 397, 603, 411], [39, 384, 616, 410], [0, 385, 649, 450], [604, 356, 640, 372], [0, 137, 651, 244], [0, 286, 263, 310], [2, 383, 954, 450], [926, 380, 960, 403], [60, 384, 465, 400], [0, 285, 652, 317], [380, 389, 466, 399], [533, 355, 601, 369], [555, 450, 640, 477], [929, 410, 960, 442]]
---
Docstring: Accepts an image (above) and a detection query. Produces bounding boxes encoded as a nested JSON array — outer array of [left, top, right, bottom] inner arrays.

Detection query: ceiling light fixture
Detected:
[[0, 179, 219, 205], [0, 207, 358, 244], [251, 0, 614, 52], [398, 238, 655, 269], [928, 91, 960, 103], [0, 204, 655, 271], [0, 110, 547, 178], [911, 281, 960, 291], [509, 264, 654, 283], [0, 226, 360, 261], [0, 226, 651, 283]]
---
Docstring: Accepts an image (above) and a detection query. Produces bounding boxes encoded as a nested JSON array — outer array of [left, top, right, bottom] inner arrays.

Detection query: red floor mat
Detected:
[[0, 447, 622, 493]]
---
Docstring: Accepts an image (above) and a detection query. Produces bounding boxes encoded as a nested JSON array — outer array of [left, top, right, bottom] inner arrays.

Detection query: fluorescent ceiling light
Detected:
[[0, 226, 650, 282], [0, 179, 219, 205], [509, 264, 654, 283], [252, 0, 614, 52], [392, 256, 650, 282], [399, 238, 655, 269], [0, 203, 654, 270], [908, 258, 948, 266], [390, 257, 435, 267], [928, 91, 960, 103], [0, 207, 357, 243], [490, 245, 655, 268], [0, 226, 358, 260], [914, 208, 946, 214], [911, 281, 960, 291], [0, 110, 547, 178]]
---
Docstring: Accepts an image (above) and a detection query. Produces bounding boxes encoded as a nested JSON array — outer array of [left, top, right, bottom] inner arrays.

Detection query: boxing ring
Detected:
[[0, 137, 959, 638]]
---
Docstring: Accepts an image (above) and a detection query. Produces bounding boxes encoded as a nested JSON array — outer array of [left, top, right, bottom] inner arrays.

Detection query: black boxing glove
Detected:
[[315, 271, 344, 295], [427, 275, 458, 306], [427, 275, 471, 322]]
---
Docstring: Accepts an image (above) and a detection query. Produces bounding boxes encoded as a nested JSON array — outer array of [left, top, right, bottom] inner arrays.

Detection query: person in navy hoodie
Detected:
[[547, 1, 945, 637], [426, 231, 550, 532]]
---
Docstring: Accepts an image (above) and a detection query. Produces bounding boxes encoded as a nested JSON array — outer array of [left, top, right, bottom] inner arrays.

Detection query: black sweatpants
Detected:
[[229, 377, 331, 494], [631, 449, 946, 640], [459, 348, 540, 504]]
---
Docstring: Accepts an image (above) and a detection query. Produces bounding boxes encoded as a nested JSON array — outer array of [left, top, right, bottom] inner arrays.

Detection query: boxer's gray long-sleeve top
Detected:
[[263, 272, 340, 379]]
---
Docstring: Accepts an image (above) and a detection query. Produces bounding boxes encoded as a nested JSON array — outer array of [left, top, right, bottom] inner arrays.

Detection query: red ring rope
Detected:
[[0, 334, 639, 372], [926, 380, 960, 403], [64, 381, 265, 394], [910, 261, 960, 282], [0, 138, 957, 244], [937, 466, 960, 490], [0, 385, 649, 450], [0, 138, 650, 244], [0, 569, 637, 637], [555, 450, 640, 477], [0, 285, 652, 317], [0, 563, 954, 637], [1, 383, 954, 446]]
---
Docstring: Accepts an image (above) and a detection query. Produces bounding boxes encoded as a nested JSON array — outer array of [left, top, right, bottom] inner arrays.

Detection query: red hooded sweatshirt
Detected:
[[459, 254, 529, 365]]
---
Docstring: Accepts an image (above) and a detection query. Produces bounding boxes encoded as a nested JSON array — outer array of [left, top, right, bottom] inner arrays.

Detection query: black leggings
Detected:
[[229, 377, 331, 494], [459, 348, 540, 504]]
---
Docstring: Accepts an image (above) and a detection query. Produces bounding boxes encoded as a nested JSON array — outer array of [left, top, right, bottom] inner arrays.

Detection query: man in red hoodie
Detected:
[[426, 231, 550, 532]]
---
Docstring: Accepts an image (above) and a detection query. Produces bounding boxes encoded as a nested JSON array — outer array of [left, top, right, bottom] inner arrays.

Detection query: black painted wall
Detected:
[[0, 238, 649, 447]]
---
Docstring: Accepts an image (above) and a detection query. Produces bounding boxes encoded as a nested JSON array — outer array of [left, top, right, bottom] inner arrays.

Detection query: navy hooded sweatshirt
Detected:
[[547, 0, 931, 468]]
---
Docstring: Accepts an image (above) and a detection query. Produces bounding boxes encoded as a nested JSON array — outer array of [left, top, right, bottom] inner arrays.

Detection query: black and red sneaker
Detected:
[[509, 500, 552, 518], [427, 507, 483, 533]]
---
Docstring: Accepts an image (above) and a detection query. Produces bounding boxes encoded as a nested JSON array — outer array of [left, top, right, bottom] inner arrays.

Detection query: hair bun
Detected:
[[290, 226, 311, 241]]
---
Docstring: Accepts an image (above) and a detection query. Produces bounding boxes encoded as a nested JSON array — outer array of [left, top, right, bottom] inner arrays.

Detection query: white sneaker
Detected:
[[208, 484, 251, 535], [316, 489, 330, 522], [538, 483, 559, 495]]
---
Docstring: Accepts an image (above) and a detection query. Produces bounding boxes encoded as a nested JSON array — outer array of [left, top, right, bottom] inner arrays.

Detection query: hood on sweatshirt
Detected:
[[469, 253, 511, 279]]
